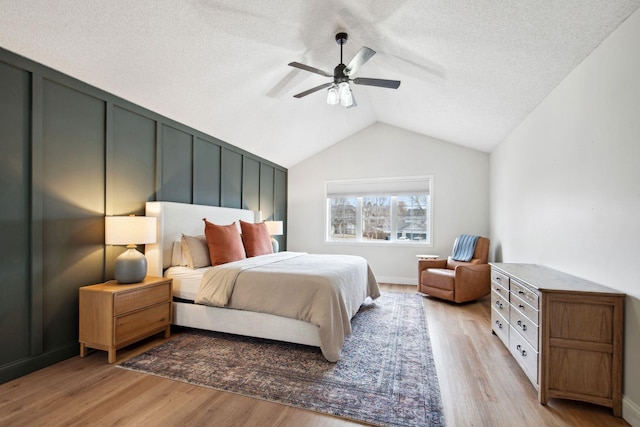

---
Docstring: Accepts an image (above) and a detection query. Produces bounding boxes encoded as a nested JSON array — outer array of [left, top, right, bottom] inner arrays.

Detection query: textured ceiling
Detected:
[[1, 0, 639, 167]]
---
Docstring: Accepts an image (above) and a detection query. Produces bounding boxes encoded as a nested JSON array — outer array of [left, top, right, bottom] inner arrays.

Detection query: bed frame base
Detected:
[[172, 301, 321, 347]]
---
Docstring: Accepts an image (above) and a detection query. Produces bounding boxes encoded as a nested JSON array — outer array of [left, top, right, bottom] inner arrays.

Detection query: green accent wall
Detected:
[[0, 47, 288, 384]]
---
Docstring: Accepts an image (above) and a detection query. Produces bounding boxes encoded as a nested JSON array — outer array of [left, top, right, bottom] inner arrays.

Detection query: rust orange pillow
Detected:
[[240, 220, 273, 257], [203, 219, 246, 266]]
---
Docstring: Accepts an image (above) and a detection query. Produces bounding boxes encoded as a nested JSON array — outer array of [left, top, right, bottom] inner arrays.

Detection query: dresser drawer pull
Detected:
[[495, 320, 503, 329], [518, 290, 525, 295], [516, 344, 527, 357], [517, 320, 527, 331], [518, 304, 525, 309], [495, 301, 504, 309]]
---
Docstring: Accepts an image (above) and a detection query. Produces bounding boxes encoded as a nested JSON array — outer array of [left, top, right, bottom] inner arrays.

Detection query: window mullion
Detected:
[[356, 197, 363, 241], [390, 196, 397, 242]]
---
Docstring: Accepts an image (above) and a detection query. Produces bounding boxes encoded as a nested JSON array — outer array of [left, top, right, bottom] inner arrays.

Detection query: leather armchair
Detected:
[[417, 236, 490, 303]]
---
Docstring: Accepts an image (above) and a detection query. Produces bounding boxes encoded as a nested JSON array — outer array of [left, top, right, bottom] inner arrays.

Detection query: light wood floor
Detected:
[[0, 284, 630, 426]]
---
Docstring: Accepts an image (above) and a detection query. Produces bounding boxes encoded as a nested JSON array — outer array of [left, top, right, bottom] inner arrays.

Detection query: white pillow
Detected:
[[171, 241, 187, 266], [181, 234, 211, 269]]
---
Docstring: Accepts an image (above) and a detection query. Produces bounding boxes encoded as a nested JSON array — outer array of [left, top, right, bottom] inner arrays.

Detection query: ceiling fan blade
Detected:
[[293, 82, 333, 98], [353, 77, 401, 89], [344, 47, 376, 76], [288, 62, 333, 78]]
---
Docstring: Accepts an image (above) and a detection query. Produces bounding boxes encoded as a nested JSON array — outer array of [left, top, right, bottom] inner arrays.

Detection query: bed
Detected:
[[144, 201, 380, 361]]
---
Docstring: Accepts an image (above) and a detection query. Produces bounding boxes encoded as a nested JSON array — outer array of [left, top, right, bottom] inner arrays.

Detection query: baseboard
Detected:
[[376, 276, 417, 286], [0, 342, 78, 384], [624, 395, 640, 426]]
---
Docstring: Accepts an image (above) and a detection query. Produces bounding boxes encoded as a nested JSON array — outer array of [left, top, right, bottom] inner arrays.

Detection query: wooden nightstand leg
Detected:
[[108, 348, 116, 364], [164, 325, 171, 339], [79, 343, 87, 358]]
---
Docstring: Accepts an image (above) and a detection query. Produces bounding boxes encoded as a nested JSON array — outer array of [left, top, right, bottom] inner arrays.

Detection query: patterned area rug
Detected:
[[119, 292, 445, 426]]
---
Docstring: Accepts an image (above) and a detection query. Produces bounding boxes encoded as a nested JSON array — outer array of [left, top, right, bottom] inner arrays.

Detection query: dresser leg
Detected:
[[613, 401, 622, 417], [79, 343, 87, 358], [108, 348, 116, 363], [164, 325, 171, 339]]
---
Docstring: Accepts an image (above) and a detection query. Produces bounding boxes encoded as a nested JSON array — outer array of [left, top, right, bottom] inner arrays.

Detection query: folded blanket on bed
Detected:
[[195, 252, 305, 307], [451, 234, 480, 262], [194, 251, 380, 362]]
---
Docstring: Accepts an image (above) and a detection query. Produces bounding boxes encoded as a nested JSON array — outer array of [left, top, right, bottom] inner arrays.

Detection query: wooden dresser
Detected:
[[490, 263, 624, 416], [79, 276, 172, 363]]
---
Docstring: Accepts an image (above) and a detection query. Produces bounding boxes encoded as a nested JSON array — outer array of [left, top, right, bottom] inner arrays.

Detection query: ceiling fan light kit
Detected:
[[288, 32, 401, 108]]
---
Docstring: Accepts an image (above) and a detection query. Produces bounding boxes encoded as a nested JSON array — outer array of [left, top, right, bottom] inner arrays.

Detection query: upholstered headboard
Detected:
[[145, 201, 258, 277]]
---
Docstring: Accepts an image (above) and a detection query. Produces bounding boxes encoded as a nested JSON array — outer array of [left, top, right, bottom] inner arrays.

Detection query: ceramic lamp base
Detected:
[[114, 247, 147, 284]]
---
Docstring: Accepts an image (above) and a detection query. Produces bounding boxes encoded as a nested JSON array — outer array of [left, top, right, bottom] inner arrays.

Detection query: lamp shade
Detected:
[[105, 215, 157, 246], [264, 220, 283, 236]]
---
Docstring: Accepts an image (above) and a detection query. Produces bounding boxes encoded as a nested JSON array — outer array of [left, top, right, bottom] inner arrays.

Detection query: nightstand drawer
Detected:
[[114, 282, 171, 315], [115, 302, 171, 345]]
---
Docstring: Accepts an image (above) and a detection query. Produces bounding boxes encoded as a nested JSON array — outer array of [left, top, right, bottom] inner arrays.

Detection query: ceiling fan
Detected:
[[288, 32, 401, 108]]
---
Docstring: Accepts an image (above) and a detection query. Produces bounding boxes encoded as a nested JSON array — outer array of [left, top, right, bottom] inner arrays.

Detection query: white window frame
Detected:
[[324, 176, 433, 247]]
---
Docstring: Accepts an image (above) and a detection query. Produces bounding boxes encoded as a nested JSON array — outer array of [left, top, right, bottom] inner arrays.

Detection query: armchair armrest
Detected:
[[418, 258, 448, 278], [452, 264, 491, 302]]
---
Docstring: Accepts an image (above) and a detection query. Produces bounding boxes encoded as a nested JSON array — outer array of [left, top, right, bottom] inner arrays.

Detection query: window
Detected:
[[326, 176, 432, 245]]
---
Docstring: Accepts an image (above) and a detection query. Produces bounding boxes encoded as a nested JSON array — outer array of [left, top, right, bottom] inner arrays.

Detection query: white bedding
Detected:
[[165, 266, 210, 301]]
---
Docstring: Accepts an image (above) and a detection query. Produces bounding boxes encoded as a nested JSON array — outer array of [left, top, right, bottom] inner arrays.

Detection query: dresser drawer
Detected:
[[510, 305, 539, 351], [509, 326, 538, 385], [511, 292, 539, 325], [114, 282, 171, 315], [491, 307, 509, 346], [491, 270, 509, 291], [491, 289, 509, 317], [115, 302, 171, 346], [510, 280, 538, 309]]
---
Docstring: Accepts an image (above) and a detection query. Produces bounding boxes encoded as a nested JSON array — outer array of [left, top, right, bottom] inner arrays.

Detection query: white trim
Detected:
[[623, 395, 640, 427], [376, 276, 418, 286]]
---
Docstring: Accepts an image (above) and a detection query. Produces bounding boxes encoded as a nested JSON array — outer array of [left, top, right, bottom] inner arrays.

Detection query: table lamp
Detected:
[[264, 220, 283, 253], [105, 215, 157, 284]]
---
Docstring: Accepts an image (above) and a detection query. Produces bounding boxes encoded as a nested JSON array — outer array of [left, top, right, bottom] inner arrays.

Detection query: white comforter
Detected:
[[194, 252, 380, 362]]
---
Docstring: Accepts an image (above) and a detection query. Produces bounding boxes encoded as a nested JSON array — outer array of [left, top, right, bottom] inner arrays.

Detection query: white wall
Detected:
[[288, 122, 489, 284], [491, 7, 640, 424]]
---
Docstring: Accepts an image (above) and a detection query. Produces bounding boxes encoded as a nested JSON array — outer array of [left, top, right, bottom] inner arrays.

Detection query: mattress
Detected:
[[165, 266, 210, 301]]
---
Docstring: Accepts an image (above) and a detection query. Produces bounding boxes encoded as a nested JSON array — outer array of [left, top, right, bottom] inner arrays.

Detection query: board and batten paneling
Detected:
[[194, 137, 222, 206], [243, 157, 260, 213], [160, 124, 193, 204], [0, 47, 288, 384], [111, 106, 157, 215], [260, 164, 275, 221], [221, 148, 243, 209], [0, 61, 31, 366]]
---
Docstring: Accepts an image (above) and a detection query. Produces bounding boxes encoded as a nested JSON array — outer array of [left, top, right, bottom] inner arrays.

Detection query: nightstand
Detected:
[[79, 276, 172, 363]]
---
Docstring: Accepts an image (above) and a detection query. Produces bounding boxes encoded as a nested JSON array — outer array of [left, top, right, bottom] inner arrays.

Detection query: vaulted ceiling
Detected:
[[2, 1, 639, 167]]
